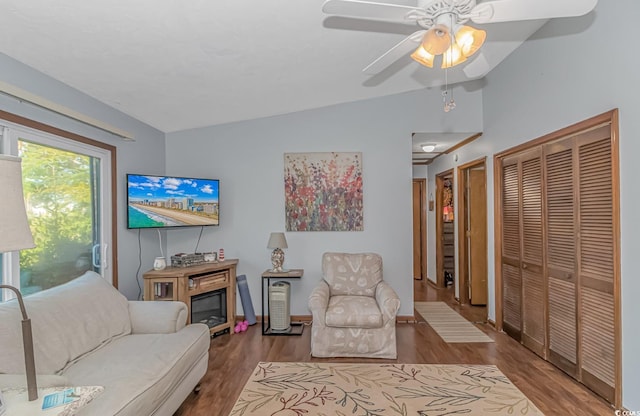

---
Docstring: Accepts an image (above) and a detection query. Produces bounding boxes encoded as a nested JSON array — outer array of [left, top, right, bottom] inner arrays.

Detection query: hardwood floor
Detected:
[[175, 279, 614, 415]]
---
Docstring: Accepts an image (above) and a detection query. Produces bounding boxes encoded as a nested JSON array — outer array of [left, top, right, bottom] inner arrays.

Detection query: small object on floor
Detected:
[[444, 271, 454, 286], [236, 274, 257, 325], [234, 320, 249, 333]]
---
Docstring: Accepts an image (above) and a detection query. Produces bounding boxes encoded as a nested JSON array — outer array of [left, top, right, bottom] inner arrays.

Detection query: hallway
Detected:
[[414, 277, 487, 324]]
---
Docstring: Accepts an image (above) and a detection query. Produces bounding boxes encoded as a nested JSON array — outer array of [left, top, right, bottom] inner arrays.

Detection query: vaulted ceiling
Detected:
[[0, 1, 552, 134]]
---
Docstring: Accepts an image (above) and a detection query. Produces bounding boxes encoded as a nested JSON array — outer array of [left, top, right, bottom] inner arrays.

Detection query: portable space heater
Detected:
[[269, 281, 291, 332]]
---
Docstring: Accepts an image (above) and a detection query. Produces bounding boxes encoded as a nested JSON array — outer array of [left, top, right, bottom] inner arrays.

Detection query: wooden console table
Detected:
[[143, 259, 238, 337]]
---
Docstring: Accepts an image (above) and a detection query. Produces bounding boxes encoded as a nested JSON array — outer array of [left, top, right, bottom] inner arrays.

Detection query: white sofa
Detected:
[[0, 271, 210, 415]]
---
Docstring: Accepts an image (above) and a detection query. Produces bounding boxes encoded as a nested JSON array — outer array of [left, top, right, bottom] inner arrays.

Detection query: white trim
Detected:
[[0, 81, 134, 141]]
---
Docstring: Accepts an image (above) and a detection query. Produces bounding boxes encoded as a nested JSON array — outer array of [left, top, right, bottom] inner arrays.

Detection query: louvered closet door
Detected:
[[498, 110, 619, 406], [500, 150, 544, 349], [501, 156, 522, 340], [520, 150, 545, 358], [544, 138, 577, 377], [577, 125, 616, 403]]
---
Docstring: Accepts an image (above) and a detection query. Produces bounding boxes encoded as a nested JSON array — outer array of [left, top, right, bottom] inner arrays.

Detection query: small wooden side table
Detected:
[[261, 269, 304, 336]]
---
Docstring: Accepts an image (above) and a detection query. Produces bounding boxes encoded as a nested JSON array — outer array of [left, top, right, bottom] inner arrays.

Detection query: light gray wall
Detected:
[[426, 0, 639, 408], [166, 85, 483, 317], [0, 53, 166, 300]]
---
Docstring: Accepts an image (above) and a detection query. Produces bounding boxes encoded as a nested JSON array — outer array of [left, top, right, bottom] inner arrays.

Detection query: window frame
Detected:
[[0, 110, 118, 292]]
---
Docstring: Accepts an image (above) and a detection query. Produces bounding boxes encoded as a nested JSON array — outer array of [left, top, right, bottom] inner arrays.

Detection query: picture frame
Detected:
[[284, 152, 363, 231]]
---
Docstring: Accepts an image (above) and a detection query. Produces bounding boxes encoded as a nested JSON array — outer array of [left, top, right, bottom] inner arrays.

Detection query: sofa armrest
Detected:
[[128, 301, 188, 334], [0, 374, 69, 389], [308, 281, 330, 327], [375, 281, 401, 323]]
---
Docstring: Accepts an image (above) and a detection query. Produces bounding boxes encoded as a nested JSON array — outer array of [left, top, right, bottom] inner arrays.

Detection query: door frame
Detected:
[[412, 178, 427, 280], [435, 169, 453, 288], [456, 157, 487, 306]]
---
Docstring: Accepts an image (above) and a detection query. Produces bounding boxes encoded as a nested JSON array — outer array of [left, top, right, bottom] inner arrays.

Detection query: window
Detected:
[[1, 115, 116, 299]]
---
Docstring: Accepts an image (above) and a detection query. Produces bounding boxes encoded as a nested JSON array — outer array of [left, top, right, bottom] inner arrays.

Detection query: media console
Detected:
[[143, 259, 238, 337]]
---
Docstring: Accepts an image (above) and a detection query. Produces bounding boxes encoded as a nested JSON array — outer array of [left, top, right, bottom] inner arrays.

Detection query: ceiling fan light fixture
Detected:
[[422, 24, 452, 55], [441, 42, 467, 69], [410, 45, 435, 68], [455, 25, 486, 57]]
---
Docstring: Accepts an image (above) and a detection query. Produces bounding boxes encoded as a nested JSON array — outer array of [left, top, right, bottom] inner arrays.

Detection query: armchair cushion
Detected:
[[325, 296, 382, 328], [322, 252, 382, 296]]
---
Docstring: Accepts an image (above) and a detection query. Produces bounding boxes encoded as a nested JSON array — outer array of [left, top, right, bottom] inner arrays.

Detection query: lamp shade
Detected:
[[0, 155, 34, 253], [421, 24, 452, 56], [410, 45, 435, 68], [455, 25, 486, 58], [441, 41, 467, 69], [267, 232, 288, 249]]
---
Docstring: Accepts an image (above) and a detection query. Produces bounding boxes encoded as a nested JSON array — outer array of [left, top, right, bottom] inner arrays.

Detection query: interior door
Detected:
[[500, 156, 522, 340], [544, 137, 577, 376], [468, 168, 487, 305], [520, 150, 545, 358], [576, 126, 616, 403], [412, 179, 427, 280]]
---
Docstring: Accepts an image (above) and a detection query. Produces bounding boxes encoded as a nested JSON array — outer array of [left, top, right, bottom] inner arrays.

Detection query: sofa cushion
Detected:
[[322, 252, 382, 297], [0, 271, 132, 375], [325, 295, 383, 328], [61, 323, 210, 416]]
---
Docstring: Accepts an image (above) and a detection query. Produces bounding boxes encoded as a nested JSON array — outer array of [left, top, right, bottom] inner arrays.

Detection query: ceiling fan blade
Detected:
[[470, 0, 598, 24], [363, 30, 425, 74], [322, 0, 423, 23], [463, 51, 490, 79]]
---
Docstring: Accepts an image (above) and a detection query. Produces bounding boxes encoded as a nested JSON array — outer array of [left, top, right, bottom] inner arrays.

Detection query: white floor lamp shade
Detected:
[[0, 154, 38, 401], [0, 155, 35, 252]]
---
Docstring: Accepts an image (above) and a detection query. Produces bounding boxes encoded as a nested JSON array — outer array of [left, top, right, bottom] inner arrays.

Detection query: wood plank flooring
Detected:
[[175, 279, 614, 416]]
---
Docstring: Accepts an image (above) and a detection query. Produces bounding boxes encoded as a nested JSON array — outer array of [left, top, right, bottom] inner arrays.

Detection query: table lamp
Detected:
[[0, 155, 38, 401], [267, 232, 287, 273]]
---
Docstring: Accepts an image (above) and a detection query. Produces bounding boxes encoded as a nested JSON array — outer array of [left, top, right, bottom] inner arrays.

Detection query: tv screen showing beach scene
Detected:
[[127, 174, 219, 229]]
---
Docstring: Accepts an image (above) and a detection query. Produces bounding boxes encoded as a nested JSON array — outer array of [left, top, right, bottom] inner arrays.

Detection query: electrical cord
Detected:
[[194, 226, 204, 253], [156, 228, 164, 258], [135, 229, 142, 300]]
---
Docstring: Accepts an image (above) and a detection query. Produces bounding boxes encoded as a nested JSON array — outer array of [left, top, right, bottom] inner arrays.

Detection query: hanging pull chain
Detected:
[[443, 13, 456, 113]]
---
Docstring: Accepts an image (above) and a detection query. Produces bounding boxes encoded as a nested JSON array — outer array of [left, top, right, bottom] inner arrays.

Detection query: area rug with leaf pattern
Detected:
[[229, 362, 543, 415]]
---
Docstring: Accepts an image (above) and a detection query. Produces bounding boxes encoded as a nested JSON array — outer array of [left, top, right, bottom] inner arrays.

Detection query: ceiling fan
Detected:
[[322, 0, 598, 76]]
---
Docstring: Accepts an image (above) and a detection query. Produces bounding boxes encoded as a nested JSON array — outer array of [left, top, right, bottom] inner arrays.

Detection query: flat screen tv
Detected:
[[127, 174, 219, 229]]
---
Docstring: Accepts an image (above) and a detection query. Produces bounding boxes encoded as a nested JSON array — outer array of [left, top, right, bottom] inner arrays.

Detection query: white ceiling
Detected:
[[412, 132, 480, 164], [0, 0, 546, 133]]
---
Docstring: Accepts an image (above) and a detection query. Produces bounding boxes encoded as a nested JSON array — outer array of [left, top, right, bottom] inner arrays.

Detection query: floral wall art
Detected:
[[284, 152, 363, 231]]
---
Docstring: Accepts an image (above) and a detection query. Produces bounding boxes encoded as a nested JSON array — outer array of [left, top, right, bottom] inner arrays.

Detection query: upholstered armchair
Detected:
[[308, 252, 401, 359]]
